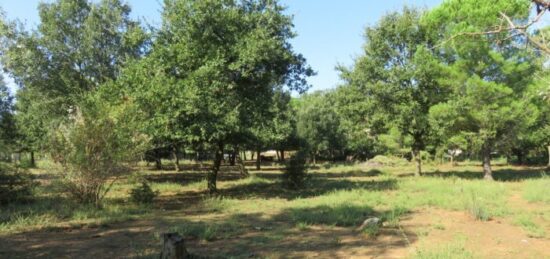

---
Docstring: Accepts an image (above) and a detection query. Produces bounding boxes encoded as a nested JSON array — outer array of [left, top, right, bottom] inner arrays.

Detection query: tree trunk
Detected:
[[30, 151, 36, 168], [312, 152, 317, 165], [251, 151, 254, 160], [280, 149, 285, 162], [450, 154, 454, 167], [229, 150, 236, 166], [276, 150, 280, 161], [412, 149, 422, 177], [155, 157, 162, 170], [172, 145, 180, 172], [243, 150, 247, 161], [208, 142, 224, 193], [547, 145, 550, 166], [235, 149, 249, 177], [256, 148, 261, 170], [482, 151, 493, 180]]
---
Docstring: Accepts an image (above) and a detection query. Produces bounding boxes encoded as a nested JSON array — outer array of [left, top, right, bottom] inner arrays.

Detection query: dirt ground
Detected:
[[1, 206, 548, 258]]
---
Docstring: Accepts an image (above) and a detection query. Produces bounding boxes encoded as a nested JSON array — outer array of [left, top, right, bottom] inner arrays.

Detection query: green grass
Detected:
[[523, 176, 550, 204], [513, 213, 546, 238], [413, 239, 477, 259]]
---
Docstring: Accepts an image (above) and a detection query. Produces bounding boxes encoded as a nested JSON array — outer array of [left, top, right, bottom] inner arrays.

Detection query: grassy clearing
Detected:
[[1, 162, 548, 258]]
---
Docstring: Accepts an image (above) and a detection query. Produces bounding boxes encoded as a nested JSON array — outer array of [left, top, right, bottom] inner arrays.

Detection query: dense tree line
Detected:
[[0, 0, 549, 204]]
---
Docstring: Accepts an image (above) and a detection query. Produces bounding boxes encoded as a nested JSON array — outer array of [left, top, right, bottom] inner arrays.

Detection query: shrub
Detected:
[[0, 164, 35, 204], [130, 182, 159, 204], [49, 96, 149, 207], [282, 150, 308, 189]]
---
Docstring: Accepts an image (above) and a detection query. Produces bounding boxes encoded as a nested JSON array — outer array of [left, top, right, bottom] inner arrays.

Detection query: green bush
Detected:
[[49, 96, 149, 207], [130, 182, 159, 204], [0, 164, 36, 205], [282, 150, 308, 189]]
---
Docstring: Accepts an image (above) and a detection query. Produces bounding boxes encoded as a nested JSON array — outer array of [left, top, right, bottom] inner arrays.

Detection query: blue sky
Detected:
[[0, 0, 443, 93]]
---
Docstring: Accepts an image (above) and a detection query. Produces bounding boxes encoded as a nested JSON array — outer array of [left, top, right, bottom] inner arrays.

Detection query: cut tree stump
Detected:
[[159, 233, 189, 259]]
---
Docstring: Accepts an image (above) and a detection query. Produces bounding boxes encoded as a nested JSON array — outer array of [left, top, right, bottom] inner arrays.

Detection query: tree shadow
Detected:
[[216, 177, 398, 200], [159, 205, 418, 258], [422, 167, 547, 181]]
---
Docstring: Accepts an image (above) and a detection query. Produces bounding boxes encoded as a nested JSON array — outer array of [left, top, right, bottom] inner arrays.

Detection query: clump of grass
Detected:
[[202, 196, 233, 213], [289, 204, 374, 227], [414, 240, 476, 259], [466, 191, 490, 221], [514, 214, 546, 238], [382, 206, 408, 227], [523, 175, 550, 204], [169, 219, 242, 241], [296, 221, 311, 231], [361, 223, 380, 237]]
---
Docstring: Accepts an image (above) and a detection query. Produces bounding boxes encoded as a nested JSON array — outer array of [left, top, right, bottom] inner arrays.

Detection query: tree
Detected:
[[0, 0, 148, 156], [339, 7, 445, 176], [117, 0, 312, 193], [0, 74, 16, 155], [296, 92, 345, 164], [426, 0, 540, 180]]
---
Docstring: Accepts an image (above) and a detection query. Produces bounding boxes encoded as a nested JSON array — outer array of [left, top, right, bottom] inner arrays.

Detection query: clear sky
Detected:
[[0, 0, 443, 93]]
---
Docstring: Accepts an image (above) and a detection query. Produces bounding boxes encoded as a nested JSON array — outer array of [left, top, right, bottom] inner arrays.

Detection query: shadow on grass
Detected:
[[159, 205, 417, 258], [217, 177, 397, 200], [421, 168, 547, 181]]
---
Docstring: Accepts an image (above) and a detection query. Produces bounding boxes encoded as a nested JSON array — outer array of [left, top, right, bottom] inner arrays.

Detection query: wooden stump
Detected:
[[159, 233, 189, 259]]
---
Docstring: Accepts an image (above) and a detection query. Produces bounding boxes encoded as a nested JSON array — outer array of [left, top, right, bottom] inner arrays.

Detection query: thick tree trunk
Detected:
[[172, 145, 180, 172], [412, 149, 422, 177], [208, 142, 224, 193], [482, 151, 494, 180], [280, 149, 285, 162], [256, 148, 261, 170], [30, 151, 36, 168]]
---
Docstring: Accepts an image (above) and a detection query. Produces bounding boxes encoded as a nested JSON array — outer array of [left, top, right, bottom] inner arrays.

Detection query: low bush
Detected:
[[282, 150, 308, 189], [0, 164, 36, 205], [130, 182, 159, 204]]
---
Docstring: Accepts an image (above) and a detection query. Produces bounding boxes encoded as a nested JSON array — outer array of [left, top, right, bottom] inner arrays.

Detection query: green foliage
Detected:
[[282, 150, 308, 189], [49, 94, 149, 207], [426, 0, 540, 177], [296, 92, 345, 161], [0, 74, 16, 153], [0, 163, 35, 205], [130, 182, 159, 204], [1, 0, 149, 156], [339, 7, 446, 173]]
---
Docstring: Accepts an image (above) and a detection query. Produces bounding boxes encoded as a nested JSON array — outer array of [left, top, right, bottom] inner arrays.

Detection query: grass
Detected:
[[523, 175, 550, 204], [513, 213, 546, 238], [414, 239, 477, 259], [1, 161, 549, 258]]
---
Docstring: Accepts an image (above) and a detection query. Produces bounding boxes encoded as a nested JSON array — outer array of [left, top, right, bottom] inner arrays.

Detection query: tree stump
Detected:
[[159, 233, 189, 259]]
